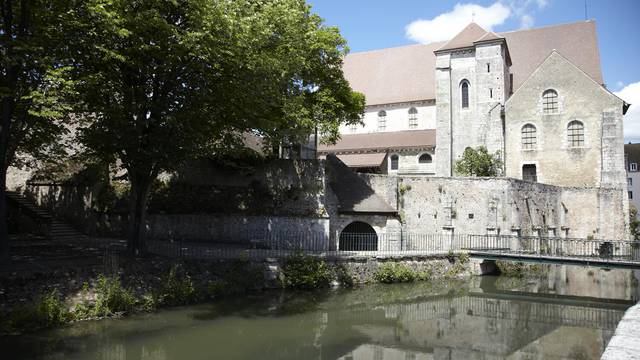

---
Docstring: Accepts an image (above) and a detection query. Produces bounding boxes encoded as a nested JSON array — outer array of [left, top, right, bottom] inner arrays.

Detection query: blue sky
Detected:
[[308, 0, 640, 141]]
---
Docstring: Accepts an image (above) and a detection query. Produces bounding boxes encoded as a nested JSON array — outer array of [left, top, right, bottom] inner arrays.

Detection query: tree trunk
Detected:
[[127, 175, 153, 256], [0, 97, 14, 265]]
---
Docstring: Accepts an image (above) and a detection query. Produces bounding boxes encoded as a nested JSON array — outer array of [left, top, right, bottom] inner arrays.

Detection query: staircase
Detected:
[[6, 190, 89, 242]]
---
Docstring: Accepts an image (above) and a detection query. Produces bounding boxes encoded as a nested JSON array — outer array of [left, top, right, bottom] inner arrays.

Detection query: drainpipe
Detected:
[[449, 66, 453, 176]]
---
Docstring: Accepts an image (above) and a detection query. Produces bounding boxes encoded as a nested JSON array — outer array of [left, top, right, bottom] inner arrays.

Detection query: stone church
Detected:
[[319, 20, 629, 189]]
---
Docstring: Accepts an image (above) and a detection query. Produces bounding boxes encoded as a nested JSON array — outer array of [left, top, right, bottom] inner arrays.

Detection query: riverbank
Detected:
[[601, 302, 640, 359], [0, 251, 485, 335]]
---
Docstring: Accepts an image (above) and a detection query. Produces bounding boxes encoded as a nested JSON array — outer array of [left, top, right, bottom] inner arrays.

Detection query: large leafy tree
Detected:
[[0, 1, 75, 263], [73, 0, 364, 254]]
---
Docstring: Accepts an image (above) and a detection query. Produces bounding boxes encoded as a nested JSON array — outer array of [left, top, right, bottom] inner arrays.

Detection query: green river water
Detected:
[[2, 266, 639, 360]]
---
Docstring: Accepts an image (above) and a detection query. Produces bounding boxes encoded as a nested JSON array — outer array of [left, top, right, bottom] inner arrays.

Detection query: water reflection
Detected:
[[3, 266, 638, 360]]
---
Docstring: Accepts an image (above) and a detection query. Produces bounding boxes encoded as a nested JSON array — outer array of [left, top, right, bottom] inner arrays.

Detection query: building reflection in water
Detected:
[[3, 266, 638, 360]]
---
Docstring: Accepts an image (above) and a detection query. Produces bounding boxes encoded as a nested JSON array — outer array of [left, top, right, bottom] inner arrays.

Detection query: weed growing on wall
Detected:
[[282, 252, 332, 289], [374, 263, 430, 283]]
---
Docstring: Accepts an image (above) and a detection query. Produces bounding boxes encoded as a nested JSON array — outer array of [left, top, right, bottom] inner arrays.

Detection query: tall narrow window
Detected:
[[461, 81, 469, 108], [542, 89, 558, 113], [377, 110, 386, 131], [408, 107, 418, 129], [509, 74, 514, 94], [567, 120, 584, 147], [390, 154, 399, 171], [521, 124, 537, 150], [522, 164, 537, 182]]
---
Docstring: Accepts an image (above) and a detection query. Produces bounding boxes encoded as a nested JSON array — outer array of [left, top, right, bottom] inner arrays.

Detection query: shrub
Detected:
[[496, 261, 547, 277], [224, 257, 264, 294], [375, 263, 418, 283], [156, 264, 198, 306], [4, 289, 71, 333], [282, 253, 332, 289], [92, 275, 136, 317], [335, 264, 355, 287]]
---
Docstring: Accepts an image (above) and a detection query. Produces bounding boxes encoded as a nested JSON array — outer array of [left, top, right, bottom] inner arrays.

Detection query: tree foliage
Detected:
[[630, 205, 640, 240], [0, 0, 77, 262], [70, 0, 364, 253], [453, 146, 503, 177]]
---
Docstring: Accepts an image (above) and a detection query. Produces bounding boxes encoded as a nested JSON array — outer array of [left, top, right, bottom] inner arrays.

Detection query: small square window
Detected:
[[468, 213, 474, 219], [631, 163, 638, 172]]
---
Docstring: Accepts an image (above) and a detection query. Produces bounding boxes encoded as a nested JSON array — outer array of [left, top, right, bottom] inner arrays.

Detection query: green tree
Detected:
[[72, 0, 364, 254], [454, 146, 503, 177], [0, 1, 76, 263], [630, 205, 640, 240]]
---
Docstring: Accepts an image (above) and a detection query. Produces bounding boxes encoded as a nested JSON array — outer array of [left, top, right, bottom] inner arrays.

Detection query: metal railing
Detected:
[[143, 231, 640, 264]]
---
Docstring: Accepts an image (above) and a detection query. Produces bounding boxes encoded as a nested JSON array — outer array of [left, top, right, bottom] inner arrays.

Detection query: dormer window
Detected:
[[461, 80, 470, 109]]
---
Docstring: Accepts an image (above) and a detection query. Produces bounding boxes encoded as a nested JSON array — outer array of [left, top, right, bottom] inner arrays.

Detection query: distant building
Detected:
[[320, 21, 630, 190], [625, 143, 640, 213]]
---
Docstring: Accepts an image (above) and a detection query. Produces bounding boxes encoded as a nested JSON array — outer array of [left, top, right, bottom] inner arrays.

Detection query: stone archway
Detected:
[[339, 221, 378, 251]]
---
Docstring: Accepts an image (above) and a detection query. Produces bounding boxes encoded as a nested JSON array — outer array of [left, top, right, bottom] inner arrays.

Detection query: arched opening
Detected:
[[339, 221, 378, 251], [418, 153, 432, 164]]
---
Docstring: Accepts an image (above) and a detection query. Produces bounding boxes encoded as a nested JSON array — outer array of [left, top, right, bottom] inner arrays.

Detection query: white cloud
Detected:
[[406, 2, 511, 44], [520, 14, 534, 29], [536, 0, 549, 9], [615, 81, 640, 143]]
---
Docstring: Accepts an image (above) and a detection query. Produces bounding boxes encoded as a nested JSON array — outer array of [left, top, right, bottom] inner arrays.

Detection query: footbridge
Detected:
[[455, 235, 640, 270]]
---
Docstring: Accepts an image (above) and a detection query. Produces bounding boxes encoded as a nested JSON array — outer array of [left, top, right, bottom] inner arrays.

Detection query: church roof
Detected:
[[343, 21, 603, 106], [436, 22, 493, 52], [317, 129, 436, 154]]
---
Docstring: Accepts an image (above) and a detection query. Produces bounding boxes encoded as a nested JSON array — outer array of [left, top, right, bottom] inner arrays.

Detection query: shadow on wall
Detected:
[[20, 158, 329, 238]]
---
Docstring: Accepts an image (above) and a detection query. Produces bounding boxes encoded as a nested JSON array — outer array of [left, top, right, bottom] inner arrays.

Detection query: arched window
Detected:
[[408, 107, 418, 129], [521, 124, 537, 150], [542, 89, 558, 113], [418, 153, 432, 163], [461, 80, 470, 108], [377, 110, 387, 131], [390, 154, 399, 171], [567, 120, 584, 147]]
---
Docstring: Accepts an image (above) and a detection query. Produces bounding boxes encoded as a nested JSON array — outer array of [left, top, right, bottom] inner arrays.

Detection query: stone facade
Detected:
[[505, 51, 626, 189], [435, 42, 509, 177]]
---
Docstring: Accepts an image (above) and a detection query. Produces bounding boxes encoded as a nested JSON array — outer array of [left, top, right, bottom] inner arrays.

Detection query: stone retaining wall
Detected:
[[601, 302, 640, 359]]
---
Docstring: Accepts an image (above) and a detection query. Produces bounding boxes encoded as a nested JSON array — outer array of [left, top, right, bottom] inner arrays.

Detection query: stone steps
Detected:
[[6, 190, 89, 242]]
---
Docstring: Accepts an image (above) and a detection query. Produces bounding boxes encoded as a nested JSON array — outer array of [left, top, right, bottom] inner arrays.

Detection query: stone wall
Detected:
[[360, 174, 629, 240]]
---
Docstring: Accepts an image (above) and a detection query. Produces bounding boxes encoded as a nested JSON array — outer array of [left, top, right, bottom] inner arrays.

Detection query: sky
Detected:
[[307, 0, 640, 142]]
